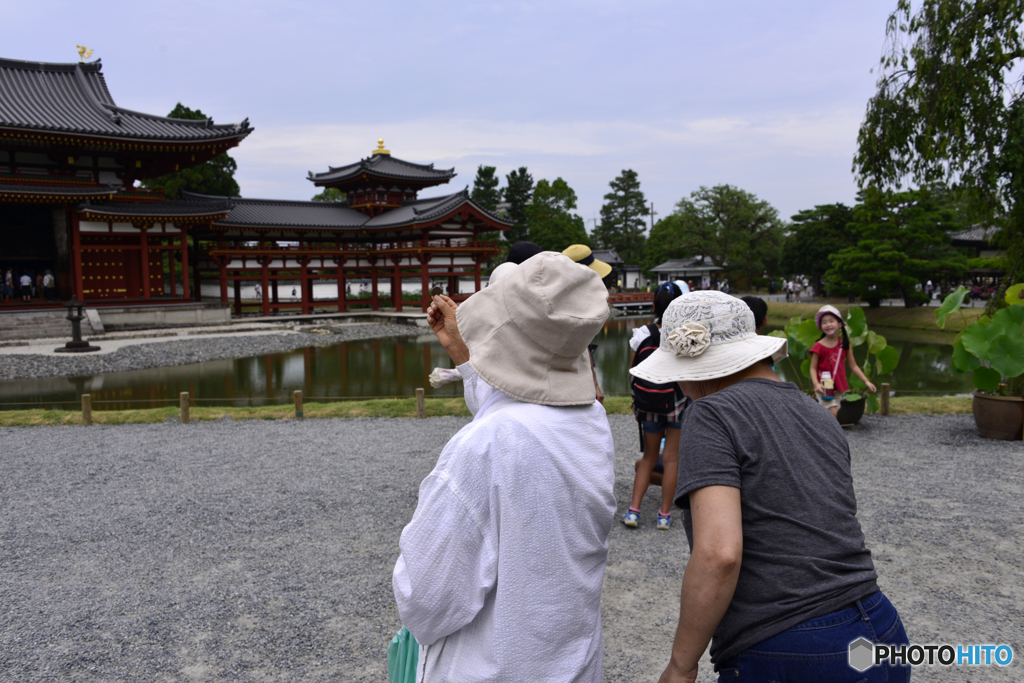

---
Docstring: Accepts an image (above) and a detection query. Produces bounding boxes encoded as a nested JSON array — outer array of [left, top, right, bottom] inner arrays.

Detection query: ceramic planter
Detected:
[[972, 391, 1024, 441], [837, 396, 866, 426]]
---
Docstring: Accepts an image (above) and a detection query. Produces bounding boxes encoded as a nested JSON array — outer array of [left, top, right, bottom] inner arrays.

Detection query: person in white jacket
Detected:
[[393, 252, 616, 682]]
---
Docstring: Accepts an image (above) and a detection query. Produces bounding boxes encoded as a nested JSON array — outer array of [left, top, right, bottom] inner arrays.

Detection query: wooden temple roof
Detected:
[[0, 57, 252, 144], [308, 153, 455, 187], [182, 189, 511, 232]]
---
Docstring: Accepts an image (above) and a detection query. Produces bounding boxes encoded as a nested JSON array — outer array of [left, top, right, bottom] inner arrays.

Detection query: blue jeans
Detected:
[[717, 590, 910, 682]]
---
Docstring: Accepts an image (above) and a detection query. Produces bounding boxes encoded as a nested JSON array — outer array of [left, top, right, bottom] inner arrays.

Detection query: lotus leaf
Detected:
[[951, 341, 981, 373], [935, 286, 968, 329], [972, 366, 1002, 393]]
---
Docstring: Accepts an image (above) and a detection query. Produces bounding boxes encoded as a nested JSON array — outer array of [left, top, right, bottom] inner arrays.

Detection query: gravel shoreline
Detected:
[[0, 324, 421, 382], [1, 414, 1020, 681]]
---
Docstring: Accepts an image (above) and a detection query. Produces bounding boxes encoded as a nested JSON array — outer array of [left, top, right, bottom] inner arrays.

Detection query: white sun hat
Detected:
[[456, 251, 609, 405], [488, 261, 518, 284], [630, 290, 788, 383]]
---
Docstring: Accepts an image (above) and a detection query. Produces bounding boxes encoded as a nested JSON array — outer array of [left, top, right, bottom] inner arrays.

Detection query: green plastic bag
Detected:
[[387, 626, 418, 683]]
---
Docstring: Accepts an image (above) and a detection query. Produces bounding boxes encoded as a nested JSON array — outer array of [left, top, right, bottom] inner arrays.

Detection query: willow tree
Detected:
[[854, 0, 1024, 308]]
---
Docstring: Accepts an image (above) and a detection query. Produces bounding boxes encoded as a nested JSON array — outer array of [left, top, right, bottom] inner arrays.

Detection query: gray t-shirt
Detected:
[[675, 378, 878, 668]]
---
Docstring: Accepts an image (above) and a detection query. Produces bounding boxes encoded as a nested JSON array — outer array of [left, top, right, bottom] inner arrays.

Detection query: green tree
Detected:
[[642, 214, 686, 275], [826, 187, 968, 307], [527, 178, 590, 252], [781, 203, 857, 286], [311, 187, 346, 202], [503, 167, 534, 244], [593, 169, 647, 264], [141, 103, 240, 199], [667, 185, 785, 286], [854, 0, 1024, 306], [471, 165, 502, 213]]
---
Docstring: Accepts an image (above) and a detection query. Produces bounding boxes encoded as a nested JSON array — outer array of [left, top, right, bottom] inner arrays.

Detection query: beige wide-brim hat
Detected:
[[457, 252, 609, 406], [631, 290, 788, 383], [562, 244, 613, 279]]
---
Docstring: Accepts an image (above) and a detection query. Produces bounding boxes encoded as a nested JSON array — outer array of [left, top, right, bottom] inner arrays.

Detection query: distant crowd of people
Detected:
[[1, 267, 56, 304]]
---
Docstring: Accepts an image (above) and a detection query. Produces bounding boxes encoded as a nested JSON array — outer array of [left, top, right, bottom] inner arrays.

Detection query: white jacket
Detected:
[[393, 364, 616, 682]]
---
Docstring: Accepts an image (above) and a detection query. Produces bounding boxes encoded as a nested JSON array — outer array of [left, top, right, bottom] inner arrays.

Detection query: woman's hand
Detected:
[[658, 662, 698, 683], [427, 295, 469, 365]]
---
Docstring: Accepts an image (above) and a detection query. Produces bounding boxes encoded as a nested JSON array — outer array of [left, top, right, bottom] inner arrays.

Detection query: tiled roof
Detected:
[[0, 183, 118, 197], [649, 256, 722, 273], [184, 192, 367, 229], [592, 249, 623, 266], [308, 154, 455, 185], [948, 224, 1000, 243], [183, 190, 511, 231], [0, 58, 252, 143], [79, 198, 231, 218]]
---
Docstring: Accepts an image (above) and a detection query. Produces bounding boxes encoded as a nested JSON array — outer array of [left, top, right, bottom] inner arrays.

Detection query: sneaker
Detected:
[[621, 509, 640, 528], [656, 512, 672, 530]]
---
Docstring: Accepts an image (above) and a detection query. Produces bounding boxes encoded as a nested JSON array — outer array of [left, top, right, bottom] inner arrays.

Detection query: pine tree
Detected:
[[593, 169, 647, 264], [470, 165, 502, 212], [503, 167, 534, 244], [141, 103, 240, 199]]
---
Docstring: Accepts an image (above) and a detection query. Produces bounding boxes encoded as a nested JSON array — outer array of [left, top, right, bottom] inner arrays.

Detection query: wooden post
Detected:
[[294, 390, 304, 419], [180, 391, 190, 424], [880, 383, 890, 416], [81, 393, 92, 426], [416, 388, 426, 419]]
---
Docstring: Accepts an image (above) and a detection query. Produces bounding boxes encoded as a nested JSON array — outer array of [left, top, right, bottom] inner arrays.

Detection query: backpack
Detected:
[[630, 324, 682, 414]]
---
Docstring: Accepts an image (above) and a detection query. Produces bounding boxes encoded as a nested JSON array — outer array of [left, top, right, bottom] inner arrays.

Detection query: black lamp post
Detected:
[[54, 297, 101, 353]]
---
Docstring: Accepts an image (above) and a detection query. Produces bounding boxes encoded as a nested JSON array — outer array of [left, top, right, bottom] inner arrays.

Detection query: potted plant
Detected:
[[936, 284, 1024, 440], [770, 307, 899, 423]]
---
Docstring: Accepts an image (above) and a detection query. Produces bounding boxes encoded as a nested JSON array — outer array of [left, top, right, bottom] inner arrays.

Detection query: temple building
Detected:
[[0, 57, 251, 304], [1, 56, 509, 316], [191, 139, 510, 315]]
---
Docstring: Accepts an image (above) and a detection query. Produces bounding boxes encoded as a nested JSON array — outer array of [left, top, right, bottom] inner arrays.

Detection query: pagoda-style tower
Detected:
[[308, 139, 454, 216], [191, 141, 512, 316]]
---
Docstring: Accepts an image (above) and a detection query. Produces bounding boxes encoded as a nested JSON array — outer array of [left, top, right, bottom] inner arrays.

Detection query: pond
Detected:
[[0, 316, 972, 411]]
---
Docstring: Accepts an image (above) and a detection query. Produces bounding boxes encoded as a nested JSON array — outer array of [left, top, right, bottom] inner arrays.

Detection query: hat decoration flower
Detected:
[[665, 322, 712, 357]]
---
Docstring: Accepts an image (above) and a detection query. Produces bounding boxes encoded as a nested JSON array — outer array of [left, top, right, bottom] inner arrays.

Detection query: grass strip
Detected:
[[0, 395, 969, 427]]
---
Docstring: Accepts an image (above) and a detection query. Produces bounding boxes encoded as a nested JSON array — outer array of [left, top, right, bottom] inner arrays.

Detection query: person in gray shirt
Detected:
[[630, 290, 909, 683]]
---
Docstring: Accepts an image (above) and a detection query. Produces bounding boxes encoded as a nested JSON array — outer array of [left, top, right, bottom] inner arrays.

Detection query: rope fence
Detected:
[[2, 388, 435, 422]]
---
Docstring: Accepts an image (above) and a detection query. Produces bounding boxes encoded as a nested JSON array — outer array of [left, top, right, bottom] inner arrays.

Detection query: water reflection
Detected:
[[0, 317, 972, 411]]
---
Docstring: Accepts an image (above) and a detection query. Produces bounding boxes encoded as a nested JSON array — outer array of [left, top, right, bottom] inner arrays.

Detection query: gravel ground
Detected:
[[0, 414, 1020, 682], [0, 324, 420, 381]]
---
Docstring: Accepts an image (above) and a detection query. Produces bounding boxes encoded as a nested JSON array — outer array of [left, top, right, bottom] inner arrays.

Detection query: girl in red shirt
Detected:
[[810, 305, 876, 418]]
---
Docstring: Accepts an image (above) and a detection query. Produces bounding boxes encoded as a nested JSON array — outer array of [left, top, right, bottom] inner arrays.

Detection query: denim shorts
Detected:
[[716, 590, 910, 682], [642, 419, 680, 433]]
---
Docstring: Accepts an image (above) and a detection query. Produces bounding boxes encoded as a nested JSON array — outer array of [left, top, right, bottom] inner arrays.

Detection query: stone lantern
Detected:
[[54, 297, 101, 353]]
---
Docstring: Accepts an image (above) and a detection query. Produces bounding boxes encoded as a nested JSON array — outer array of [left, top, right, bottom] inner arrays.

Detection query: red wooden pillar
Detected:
[[167, 235, 176, 298], [474, 260, 481, 293], [181, 225, 191, 300], [233, 278, 241, 316], [219, 260, 228, 303], [139, 226, 151, 300], [419, 251, 432, 312], [71, 212, 84, 301], [336, 259, 347, 313], [393, 264, 403, 312], [370, 264, 379, 311], [300, 257, 311, 315], [260, 258, 270, 316]]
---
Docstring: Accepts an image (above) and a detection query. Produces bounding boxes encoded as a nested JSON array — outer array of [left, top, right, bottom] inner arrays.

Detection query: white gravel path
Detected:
[[0, 414, 1020, 681]]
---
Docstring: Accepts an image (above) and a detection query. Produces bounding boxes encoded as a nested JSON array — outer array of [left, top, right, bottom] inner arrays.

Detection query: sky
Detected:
[[8, 0, 901, 231]]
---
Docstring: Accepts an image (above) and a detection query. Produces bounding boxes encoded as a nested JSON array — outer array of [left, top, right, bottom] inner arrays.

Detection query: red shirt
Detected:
[[810, 341, 848, 392]]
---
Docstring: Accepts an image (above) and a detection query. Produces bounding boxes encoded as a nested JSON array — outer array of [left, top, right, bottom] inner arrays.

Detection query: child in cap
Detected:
[[809, 305, 876, 418]]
